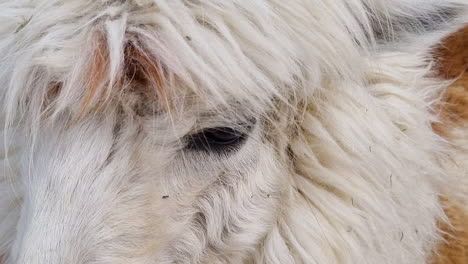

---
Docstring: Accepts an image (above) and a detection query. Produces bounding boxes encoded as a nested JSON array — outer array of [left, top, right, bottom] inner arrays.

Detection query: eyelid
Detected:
[[184, 122, 254, 154]]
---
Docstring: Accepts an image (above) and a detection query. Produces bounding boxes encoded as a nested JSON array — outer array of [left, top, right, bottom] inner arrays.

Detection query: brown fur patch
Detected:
[[433, 198, 468, 264], [431, 27, 468, 264], [432, 26, 468, 137]]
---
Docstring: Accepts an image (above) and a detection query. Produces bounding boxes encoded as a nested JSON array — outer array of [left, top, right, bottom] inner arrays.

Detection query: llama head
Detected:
[[0, 0, 467, 263]]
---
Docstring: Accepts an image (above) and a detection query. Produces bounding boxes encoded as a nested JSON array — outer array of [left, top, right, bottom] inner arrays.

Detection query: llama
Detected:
[[0, 0, 467, 263]]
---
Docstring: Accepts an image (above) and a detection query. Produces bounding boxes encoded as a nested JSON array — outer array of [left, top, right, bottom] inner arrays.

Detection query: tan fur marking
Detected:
[[432, 27, 468, 264], [433, 198, 468, 264], [432, 27, 468, 137]]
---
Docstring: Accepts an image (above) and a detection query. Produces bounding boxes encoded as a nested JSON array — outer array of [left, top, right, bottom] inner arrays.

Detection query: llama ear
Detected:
[[366, 0, 467, 44]]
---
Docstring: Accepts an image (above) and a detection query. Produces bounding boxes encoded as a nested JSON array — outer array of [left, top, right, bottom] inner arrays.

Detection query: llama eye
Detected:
[[186, 126, 249, 154]]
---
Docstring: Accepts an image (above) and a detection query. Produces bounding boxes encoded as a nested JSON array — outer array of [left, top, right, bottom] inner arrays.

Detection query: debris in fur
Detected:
[[15, 16, 32, 33]]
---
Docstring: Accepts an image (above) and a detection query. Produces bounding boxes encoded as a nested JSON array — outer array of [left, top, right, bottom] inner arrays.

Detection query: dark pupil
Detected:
[[186, 127, 248, 154]]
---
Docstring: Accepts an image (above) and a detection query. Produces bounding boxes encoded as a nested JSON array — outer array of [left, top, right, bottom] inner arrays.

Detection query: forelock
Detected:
[[0, 0, 380, 129]]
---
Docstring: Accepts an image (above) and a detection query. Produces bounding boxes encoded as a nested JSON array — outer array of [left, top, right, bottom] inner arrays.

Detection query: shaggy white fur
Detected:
[[0, 0, 467, 263]]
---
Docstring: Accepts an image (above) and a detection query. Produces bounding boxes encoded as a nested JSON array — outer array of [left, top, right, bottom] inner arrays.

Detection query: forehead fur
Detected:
[[0, 0, 376, 124], [0, 0, 466, 124]]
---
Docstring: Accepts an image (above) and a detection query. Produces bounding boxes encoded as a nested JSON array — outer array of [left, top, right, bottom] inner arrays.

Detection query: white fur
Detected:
[[0, 0, 467, 263]]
